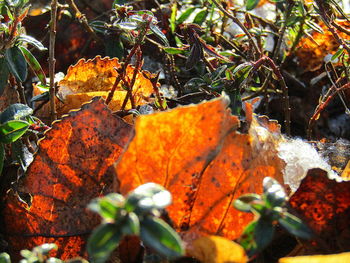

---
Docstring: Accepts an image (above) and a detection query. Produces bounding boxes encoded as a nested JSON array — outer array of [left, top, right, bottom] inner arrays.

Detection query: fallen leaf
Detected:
[[3, 97, 133, 260], [34, 56, 155, 121], [188, 235, 248, 263], [296, 20, 350, 72], [279, 251, 350, 263], [289, 168, 350, 252], [57, 56, 154, 116], [114, 96, 285, 242]]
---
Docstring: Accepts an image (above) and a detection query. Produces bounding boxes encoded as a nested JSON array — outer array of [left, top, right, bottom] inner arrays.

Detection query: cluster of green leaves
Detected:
[[234, 177, 312, 256], [0, 103, 43, 174], [87, 183, 184, 263], [0, 0, 47, 94], [0, 243, 87, 263]]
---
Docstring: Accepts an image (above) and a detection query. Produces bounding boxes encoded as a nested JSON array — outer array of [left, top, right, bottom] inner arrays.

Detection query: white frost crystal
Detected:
[[278, 139, 337, 192]]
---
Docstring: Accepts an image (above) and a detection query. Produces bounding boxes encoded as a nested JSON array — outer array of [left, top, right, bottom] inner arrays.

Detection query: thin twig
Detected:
[[65, 0, 102, 44], [106, 44, 140, 105], [49, 0, 58, 123], [211, 0, 262, 57], [121, 47, 142, 110], [308, 82, 350, 139], [272, 0, 295, 61], [15, 79, 27, 105]]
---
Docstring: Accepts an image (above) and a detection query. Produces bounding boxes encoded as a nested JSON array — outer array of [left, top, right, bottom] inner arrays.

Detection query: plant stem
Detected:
[[211, 0, 262, 57], [49, 0, 58, 123], [65, 0, 102, 44], [106, 44, 140, 105], [15, 79, 27, 105], [272, 0, 294, 61], [308, 81, 350, 139]]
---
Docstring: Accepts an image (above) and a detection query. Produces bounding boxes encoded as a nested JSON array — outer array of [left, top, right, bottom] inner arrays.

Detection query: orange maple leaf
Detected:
[[3, 97, 133, 260], [114, 96, 285, 242]]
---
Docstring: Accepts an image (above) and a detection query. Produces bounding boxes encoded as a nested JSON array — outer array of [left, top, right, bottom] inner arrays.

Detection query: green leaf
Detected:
[[0, 103, 33, 124], [234, 194, 261, 212], [32, 243, 58, 256], [30, 91, 50, 103], [5, 46, 28, 82], [0, 252, 10, 263], [246, 0, 260, 11], [305, 20, 324, 34], [253, 218, 275, 253], [163, 47, 186, 55], [278, 212, 313, 239], [19, 46, 46, 85], [232, 62, 253, 76], [88, 193, 124, 221], [125, 183, 172, 213], [238, 221, 257, 253], [17, 35, 47, 51], [120, 212, 140, 235], [211, 65, 227, 81], [0, 120, 29, 143], [176, 7, 196, 25], [170, 2, 177, 33], [193, 9, 208, 26], [140, 216, 184, 259], [331, 48, 344, 62], [263, 177, 286, 208], [150, 23, 169, 46], [0, 143, 4, 176], [0, 57, 9, 96], [87, 223, 123, 263]]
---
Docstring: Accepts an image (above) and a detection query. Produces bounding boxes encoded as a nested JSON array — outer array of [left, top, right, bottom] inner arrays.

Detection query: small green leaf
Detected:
[[232, 62, 253, 76], [0, 120, 30, 143], [211, 65, 227, 81], [87, 223, 122, 263], [305, 20, 324, 34], [176, 7, 196, 25], [125, 183, 172, 213], [0, 252, 10, 263], [253, 218, 275, 253], [19, 46, 46, 85], [88, 193, 124, 221], [0, 103, 33, 124], [331, 48, 344, 62], [278, 212, 313, 239], [263, 177, 286, 208], [140, 216, 184, 259], [31, 91, 50, 103], [150, 23, 169, 46], [234, 194, 261, 212], [193, 9, 208, 26], [163, 47, 186, 55], [32, 243, 58, 256], [0, 143, 4, 176], [246, 0, 260, 11], [18, 35, 47, 51], [120, 212, 140, 235], [5, 46, 28, 82], [0, 57, 10, 96]]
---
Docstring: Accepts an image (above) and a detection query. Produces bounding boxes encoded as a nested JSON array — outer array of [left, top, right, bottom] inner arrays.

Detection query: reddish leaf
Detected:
[[289, 168, 350, 252], [3, 97, 132, 260], [114, 97, 285, 242]]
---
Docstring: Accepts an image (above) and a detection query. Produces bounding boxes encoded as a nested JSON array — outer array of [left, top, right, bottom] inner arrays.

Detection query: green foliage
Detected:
[[88, 183, 184, 263], [0, 0, 46, 89], [234, 177, 312, 256]]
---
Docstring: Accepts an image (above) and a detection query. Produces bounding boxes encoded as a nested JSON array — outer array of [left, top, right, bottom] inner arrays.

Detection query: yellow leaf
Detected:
[[279, 252, 350, 263], [188, 236, 248, 263]]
